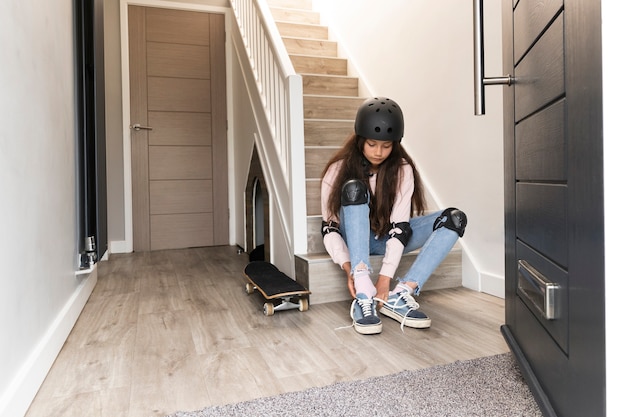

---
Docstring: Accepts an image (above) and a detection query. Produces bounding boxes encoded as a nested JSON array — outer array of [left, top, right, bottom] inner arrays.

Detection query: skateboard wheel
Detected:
[[298, 298, 309, 312], [245, 282, 255, 294], [263, 302, 274, 316]]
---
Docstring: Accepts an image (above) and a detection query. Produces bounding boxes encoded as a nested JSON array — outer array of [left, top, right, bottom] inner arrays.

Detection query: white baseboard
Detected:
[[461, 250, 504, 299], [0, 269, 98, 417], [109, 240, 132, 254], [480, 272, 505, 298]]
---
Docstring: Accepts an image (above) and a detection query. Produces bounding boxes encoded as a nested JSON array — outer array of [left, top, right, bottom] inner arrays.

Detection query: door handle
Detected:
[[517, 260, 560, 320], [130, 123, 153, 131], [473, 0, 513, 115]]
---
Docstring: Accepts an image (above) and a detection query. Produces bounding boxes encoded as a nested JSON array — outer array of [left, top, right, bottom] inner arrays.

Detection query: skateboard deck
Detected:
[[244, 261, 311, 315]]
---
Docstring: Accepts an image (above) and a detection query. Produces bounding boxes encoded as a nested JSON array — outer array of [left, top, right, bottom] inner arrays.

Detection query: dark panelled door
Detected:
[[501, 0, 605, 416]]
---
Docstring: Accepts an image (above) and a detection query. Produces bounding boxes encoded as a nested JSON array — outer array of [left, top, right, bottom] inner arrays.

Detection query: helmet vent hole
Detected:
[[387, 128, 393, 133], [374, 127, 381, 133]]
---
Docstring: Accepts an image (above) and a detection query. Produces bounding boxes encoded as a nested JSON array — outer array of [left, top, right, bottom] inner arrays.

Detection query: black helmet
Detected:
[[354, 97, 404, 142]]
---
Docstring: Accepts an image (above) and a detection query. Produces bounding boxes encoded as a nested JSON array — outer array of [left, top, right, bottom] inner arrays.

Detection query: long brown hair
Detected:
[[321, 134, 426, 236]]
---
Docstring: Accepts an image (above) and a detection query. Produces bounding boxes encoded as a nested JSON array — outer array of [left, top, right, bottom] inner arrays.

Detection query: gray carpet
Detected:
[[167, 353, 542, 417]]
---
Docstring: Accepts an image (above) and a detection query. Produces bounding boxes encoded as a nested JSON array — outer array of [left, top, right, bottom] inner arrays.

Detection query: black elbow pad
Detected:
[[389, 221, 412, 246], [321, 220, 340, 237]]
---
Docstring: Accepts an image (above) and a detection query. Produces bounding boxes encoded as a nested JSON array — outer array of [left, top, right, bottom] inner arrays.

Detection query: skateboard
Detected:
[[244, 261, 311, 316]]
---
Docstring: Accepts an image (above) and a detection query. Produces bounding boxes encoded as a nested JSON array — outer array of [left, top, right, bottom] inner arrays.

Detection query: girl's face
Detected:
[[362, 139, 393, 170]]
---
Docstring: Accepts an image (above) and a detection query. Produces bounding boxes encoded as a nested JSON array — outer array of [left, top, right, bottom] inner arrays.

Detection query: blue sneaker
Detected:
[[380, 291, 431, 330], [350, 293, 382, 335]]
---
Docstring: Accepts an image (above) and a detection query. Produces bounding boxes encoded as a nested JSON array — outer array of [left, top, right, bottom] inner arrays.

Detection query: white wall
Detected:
[[312, 0, 505, 295], [602, 2, 625, 415], [0, 1, 97, 416]]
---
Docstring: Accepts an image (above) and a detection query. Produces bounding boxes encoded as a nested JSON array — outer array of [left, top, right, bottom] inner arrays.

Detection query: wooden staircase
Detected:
[[266, 0, 462, 304]]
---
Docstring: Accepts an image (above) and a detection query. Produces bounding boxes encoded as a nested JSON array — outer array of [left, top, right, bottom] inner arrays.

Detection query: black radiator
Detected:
[[75, 0, 107, 268]]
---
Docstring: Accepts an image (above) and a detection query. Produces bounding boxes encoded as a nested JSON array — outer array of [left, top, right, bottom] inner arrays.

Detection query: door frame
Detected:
[[118, 0, 235, 252]]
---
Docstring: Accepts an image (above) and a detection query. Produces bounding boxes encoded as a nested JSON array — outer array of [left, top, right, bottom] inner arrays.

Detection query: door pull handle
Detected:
[[517, 260, 560, 320], [473, 0, 514, 115], [130, 123, 153, 131]]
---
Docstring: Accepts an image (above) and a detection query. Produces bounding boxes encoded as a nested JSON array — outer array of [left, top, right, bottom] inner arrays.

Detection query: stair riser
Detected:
[[276, 22, 328, 39], [303, 96, 363, 119], [304, 120, 354, 146], [296, 250, 462, 305], [284, 38, 337, 57], [267, 0, 312, 9], [271, 8, 320, 25], [291, 55, 347, 76], [305, 147, 336, 179], [306, 180, 321, 219], [302, 75, 358, 97], [306, 214, 324, 252]]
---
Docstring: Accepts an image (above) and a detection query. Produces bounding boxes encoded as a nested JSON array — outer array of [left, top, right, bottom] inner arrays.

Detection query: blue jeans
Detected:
[[339, 204, 459, 294]]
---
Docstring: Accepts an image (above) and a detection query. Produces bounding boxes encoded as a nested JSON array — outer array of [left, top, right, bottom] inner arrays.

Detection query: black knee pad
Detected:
[[341, 179, 368, 206], [433, 207, 467, 237]]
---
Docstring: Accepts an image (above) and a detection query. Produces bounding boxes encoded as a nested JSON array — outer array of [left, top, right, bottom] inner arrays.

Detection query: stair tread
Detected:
[[297, 251, 420, 263], [301, 73, 358, 80], [290, 53, 346, 59], [276, 22, 325, 28], [303, 115, 358, 120], [304, 92, 362, 96], [270, 6, 313, 11], [282, 36, 334, 42], [299, 245, 461, 261], [269, 3, 315, 10], [304, 119, 354, 123], [303, 97, 363, 103], [281, 34, 330, 43]]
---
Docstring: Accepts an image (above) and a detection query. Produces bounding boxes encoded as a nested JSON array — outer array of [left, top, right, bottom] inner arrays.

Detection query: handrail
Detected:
[[229, 0, 308, 260], [473, 0, 513, 115]]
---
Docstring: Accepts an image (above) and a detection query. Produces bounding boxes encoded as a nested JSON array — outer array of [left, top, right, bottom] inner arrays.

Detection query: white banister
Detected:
[[229, 0, 308, 258]]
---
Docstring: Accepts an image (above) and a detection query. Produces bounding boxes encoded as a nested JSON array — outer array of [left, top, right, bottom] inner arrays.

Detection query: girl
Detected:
[[320, 97, 467, 335]]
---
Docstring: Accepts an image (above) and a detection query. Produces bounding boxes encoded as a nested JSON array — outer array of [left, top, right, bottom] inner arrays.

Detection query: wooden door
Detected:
[[129, 6, 228, 251], [501, 0, 605, 416]]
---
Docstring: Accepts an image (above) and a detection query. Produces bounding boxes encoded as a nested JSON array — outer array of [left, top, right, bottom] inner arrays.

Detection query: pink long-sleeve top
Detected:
[[320, 160, 414, 278]]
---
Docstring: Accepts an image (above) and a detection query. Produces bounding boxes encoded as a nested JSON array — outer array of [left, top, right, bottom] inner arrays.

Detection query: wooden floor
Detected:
[[25, 246, 509, 417]]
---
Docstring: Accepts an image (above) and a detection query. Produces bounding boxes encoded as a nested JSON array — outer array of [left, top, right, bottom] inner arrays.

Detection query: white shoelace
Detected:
[[356, 297, 375, 317], [348, 297, 377, 320], [336, 297, 378, 331], [381, 292, 420, 332]]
